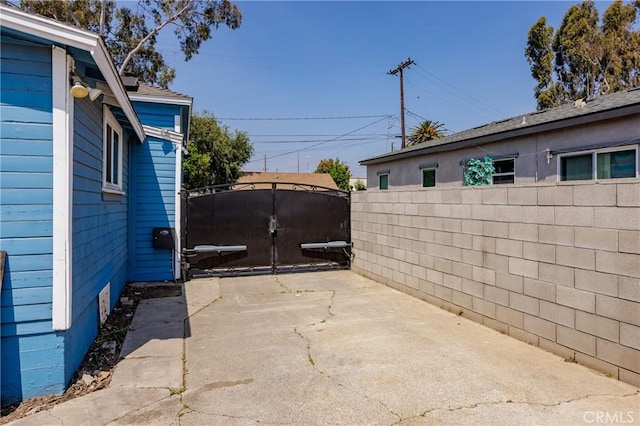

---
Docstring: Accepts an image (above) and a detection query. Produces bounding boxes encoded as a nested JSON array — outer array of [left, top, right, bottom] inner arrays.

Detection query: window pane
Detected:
[[379, 174, 388, 190], [561, 154, 592, 181], [106, 125, 113, 183], [493, 174, 515, 184], [113, 132, 120, 185], [597, 150, 636, 179], [422, 169, 436, 187], [493, 159, 514, 174]]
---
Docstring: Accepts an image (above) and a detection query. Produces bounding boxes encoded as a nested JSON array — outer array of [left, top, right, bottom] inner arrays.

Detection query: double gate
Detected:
[[181, 182, 351, 277]]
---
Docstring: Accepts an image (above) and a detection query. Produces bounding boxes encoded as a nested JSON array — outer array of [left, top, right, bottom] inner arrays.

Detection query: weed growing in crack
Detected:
[[170, 387, 186, 395]]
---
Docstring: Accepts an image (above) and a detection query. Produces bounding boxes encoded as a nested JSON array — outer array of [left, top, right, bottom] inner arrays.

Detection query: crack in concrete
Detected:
[[292, 326, 402, 423], [395, 391, 640, 423], [178, 407, 266, 424], [48, 410, 65, 425], [106, 393, 176, 424]]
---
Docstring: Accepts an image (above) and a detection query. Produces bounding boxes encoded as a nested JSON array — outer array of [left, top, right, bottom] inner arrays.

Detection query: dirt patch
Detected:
[[0, 282, 182, 424]]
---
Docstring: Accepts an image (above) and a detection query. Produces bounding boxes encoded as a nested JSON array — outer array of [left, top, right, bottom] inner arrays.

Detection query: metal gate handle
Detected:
[[269, 217, 278, 235]]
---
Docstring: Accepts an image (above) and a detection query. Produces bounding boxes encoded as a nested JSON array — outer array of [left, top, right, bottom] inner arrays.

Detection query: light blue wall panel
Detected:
[[131, 101, 181, 129], [129, 135, 176, 281], [66, 98, 131, 379], [0, 39, 60, 406]]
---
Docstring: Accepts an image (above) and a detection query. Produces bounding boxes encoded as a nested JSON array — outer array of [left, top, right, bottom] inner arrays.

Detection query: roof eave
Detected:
[[360, 103, 640, 166], [0, 5, 145, 142]]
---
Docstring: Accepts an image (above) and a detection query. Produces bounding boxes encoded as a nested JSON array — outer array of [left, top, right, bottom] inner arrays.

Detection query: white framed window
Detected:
[[492, 158, 515, 184], [103, 106, 124, 193], [559, 145, 638, 181]]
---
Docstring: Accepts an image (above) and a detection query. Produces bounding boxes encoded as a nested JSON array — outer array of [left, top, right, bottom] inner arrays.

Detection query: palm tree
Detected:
[[407, 120, 446, 146]]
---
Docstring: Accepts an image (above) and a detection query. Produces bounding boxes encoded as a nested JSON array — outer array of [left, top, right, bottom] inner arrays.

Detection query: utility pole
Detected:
[[297, 154, 300, 173], [264, 155, 267, 172], [388, 58, 414, 149]]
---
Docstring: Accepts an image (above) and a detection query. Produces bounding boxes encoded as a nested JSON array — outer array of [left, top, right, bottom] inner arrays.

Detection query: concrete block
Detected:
[[496, 305, 524, 328], [419, 279, 435, 296], [556, 246, 595, 270], [524, 314, 556, 341], [619, 231, 640, 255], [575, 228, 618, 252], [418, 228, 435, 243], [522, 242, 555, 264], [574, 184, 616, 206], [411, 264, 427, 280], [619, 368, 640, 387], [483, 317, 509, 334], [452, 262, 473, 280], [425, 190, 443, 204], [406, 250, 420, 265], [410, 190, 427, 204], [556, 285, 595, 313], [442, 218, 462, 233], [509, 326, 540, 346], [459, 309, 484, 323], [472, 204, 496, 221], [540, 301, 575, 327], [508, 223, 538, 242], [434, 257, 452, 274], [496, 239, 523, 258], [483, 221, 509, 238], [434, 285, 452, 302], [472, 266, 496, 286], [596, 294, 640, 326], [539, 225, 574, 247], [461, 249, 484, 267], [433, 204, 452, 218], [419, 253, 435, 270], [484, 285, 509, 306], [440, 245, 462, 262], [617, 183, 640, 207], [450, 204, 472, 219], [427, 217, 444, 231], [620, 323, 640, 350], [461, 188, 483, 204], [557, 325, 596, 356], [472, 236, 496, 254], [418, 203, 435, 217], [426, 269, 443, 285], [443, 273, 462, 291], [392, 269, 406, 285], [510, 292, 540, 316], [461, 219, 483, 236], [482, 187, 508, 205], [473, 297, 496, 318], [442, 189, 462, 204], [619, 277, 640, 302], [596, 251, 640, 278], [451, 289, 473, 310], [495, 205, 523, 222], [523, 278, 556, 302], [451, 233, 473, 250], [405, 274, 420, 290], [574, 269, 618, 297], [404, 203, 419, 216], [496, 272, 523, 293], [539, 263, 574, 287], [574, 352, 619, 380], [555, 206, 594, 227], [597, 338, 640, 373], [508, 186, 537, 205], [595, 207, 640, 231], [522, 206, 555, 225], [484, 253, 510, 273], [462, 279, 484, 298], [538, 185, 572, 206], [575, 311, 619, 342], [508, 257, 539, 279], [539, 338, 577, 361]]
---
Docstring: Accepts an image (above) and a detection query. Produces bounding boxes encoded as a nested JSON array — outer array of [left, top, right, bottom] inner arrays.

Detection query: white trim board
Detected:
[[51, 47, 73, 330], [128, 94, 193, 106], [0, 4, 145, 142], [142, 125, 184, 146]]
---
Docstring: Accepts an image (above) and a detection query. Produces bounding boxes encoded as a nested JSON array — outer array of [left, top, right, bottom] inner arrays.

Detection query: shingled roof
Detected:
[[123, 76, 192, 102], [361, 88, 640, 165]]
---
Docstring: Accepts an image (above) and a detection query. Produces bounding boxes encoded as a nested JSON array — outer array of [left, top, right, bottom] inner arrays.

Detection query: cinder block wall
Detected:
[[351, 181, 640, 386]]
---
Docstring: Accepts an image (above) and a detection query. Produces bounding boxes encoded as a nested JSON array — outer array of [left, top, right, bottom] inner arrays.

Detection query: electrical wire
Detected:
[[217, 114, 391, 121]]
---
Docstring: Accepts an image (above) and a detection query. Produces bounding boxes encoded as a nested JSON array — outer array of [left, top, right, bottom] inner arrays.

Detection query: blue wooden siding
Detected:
[[129, 136, 176, 281], [0, 40, 66, 405], [66, 98, 131, 380], [131, 101, 181, 130]]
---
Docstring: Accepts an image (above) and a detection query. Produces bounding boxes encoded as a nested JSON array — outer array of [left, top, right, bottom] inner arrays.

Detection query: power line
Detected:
[[388, 58, 415, 149], [217, 114, 391, 121]]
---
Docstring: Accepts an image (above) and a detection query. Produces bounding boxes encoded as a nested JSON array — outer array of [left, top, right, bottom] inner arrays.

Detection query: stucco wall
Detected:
[[351, 181, 640, 386], [366, 115, 639, 188]]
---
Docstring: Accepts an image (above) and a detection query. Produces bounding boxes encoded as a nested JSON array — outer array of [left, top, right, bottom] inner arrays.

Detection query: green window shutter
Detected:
[[379, 174, 388, 190], [422, 169, 436, 187]]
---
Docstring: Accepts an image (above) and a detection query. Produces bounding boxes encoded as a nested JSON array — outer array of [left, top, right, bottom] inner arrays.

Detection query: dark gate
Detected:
[[181, 182, 351, 277]]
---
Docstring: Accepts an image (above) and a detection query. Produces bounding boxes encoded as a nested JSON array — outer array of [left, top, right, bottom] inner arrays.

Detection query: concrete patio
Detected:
[[10, 270, 639, 425]]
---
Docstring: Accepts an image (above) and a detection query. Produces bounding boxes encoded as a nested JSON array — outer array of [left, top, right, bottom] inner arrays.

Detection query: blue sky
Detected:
[[159, 1, 607, 177]]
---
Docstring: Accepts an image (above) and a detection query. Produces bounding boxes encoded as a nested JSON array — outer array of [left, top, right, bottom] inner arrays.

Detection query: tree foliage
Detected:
[[315, 158, 351, 191], [19, 0, 242, 88], [525, 0, 640, 110], [407, 120, 446, 146], [183, 112, 253, 189], [463, 157, 495, 186]]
